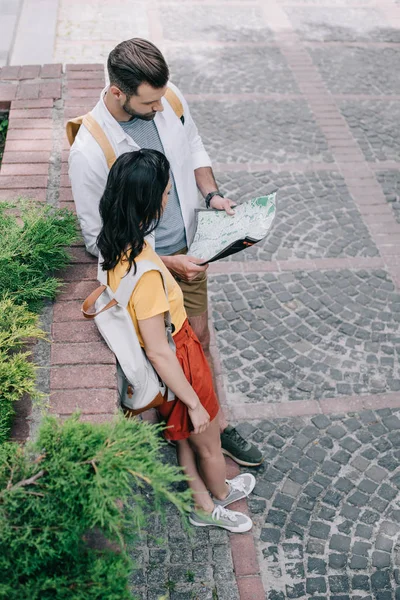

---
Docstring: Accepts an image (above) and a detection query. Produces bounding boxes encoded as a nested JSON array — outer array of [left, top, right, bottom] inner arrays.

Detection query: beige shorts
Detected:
[[172, 247, 208, 317]]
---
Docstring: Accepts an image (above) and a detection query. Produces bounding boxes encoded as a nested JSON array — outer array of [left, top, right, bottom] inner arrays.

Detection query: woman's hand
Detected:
[[188, 403, 210, 435]]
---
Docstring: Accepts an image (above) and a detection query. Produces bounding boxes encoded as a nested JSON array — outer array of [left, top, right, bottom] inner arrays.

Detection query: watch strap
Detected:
[[205, 190, 224, 209]]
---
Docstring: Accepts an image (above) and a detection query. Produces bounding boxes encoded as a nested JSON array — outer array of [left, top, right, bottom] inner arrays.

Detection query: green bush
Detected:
[[0, 200, 77, 311], [0, 297, 45, 443], [0, 114, 7, 166], [0, 199, 77, 441], [0, 414, 191, 600]]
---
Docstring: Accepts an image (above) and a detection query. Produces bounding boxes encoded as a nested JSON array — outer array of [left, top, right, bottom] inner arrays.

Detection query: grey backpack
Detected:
[[82, 258, 175, 415]]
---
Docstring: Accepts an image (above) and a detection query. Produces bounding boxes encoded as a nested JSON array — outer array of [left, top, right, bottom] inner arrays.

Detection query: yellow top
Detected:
[[107, 242, 187, 347]]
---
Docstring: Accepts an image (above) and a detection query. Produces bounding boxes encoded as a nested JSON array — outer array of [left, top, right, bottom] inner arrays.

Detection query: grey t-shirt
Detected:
[[119, 118, 186, 255]]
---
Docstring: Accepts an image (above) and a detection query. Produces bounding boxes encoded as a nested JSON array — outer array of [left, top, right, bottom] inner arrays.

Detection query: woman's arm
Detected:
[[138, 314, 210, 434]]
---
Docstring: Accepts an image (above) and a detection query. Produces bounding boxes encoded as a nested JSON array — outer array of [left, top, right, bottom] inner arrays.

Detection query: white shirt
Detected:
[[68, 83, 212, 257]]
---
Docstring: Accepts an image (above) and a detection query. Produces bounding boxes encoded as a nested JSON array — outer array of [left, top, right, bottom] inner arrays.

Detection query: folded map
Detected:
[[188, 191, 277, 264]]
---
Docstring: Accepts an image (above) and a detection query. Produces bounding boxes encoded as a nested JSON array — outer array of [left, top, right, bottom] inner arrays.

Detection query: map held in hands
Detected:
[[188, 190, 277, 264]]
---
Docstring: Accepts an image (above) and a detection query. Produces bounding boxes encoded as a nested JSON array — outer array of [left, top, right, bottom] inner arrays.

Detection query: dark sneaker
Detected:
[[189, 505, 253, 533], [220, 426, 263, 467], [213, 473, 256, 507]]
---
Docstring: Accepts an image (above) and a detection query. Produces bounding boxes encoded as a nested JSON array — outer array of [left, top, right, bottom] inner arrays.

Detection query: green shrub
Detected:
[[0, 114, 7, 166], [0, 297, 45, 443], [0, 414, 191, 600], [0, 199, 77, 441], [0, 200, 77, 311]]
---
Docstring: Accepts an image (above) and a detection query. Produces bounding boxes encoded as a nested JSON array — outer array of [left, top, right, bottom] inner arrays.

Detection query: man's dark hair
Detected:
[[107, 38, 169, 97]]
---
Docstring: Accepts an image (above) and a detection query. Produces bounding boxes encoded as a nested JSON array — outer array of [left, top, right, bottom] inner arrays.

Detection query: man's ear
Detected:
[[109, 85, 124, 100]]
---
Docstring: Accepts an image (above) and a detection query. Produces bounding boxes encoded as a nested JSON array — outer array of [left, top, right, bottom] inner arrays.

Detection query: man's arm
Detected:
[[170, 85, 236, 215], [194, 166, 236, 215], [68, 150, 108, 256]]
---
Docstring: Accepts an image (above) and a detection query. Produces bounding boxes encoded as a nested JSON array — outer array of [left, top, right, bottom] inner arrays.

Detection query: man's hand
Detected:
[[210, 195, 237, 215], [162, 254, 208, 282]]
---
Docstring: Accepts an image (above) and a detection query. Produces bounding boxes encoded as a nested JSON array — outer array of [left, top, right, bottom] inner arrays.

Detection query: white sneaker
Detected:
[[189, 505, 253, 533], [213, 473, 256, 508]]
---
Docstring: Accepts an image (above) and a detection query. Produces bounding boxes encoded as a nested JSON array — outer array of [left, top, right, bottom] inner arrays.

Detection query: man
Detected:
[[68, 38, 263, 467]]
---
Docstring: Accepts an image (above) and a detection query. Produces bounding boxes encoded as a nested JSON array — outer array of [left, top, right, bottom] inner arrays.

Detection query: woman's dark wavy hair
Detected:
[[97, 149, 170, 272]]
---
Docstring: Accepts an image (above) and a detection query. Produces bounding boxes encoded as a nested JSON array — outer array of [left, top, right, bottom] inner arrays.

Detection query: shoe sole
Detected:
[[189, 517, 253, 533], [221, 448, 264, 467]]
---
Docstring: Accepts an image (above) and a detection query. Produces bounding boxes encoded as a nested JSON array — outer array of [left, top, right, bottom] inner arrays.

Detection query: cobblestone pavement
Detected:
[[43, 0, 400, 597], [235, 409, 400, 599]]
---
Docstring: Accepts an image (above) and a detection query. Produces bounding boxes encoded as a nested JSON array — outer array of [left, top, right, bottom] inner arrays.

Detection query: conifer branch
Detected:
[[5, 469, 45, 494]]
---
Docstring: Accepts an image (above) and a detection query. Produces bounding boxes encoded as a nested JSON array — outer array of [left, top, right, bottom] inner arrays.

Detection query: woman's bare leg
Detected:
[[188, 415, 229, 501], [176, 438, 215, 513]]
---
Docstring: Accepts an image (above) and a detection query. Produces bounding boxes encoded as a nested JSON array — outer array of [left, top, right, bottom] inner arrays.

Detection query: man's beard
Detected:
[[122, 99, 156, 121]]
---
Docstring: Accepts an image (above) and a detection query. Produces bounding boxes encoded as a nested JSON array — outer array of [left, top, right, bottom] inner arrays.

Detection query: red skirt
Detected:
[[158, 319, 219, 441]]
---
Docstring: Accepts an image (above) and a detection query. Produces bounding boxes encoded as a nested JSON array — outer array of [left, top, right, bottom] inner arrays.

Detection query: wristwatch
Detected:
[[205, 190, 224, 209]]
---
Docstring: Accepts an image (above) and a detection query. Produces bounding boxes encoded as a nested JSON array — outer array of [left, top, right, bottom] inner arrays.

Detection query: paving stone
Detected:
[[306, 577, 327, 594], [260, 528, 281, 543], [330, 535, 351, 553], [307, 541, 326, 555], [371, 570, 391, 591], [282, 480, 303, 497], [352, 575, 370, 591], [372, 551, 391, 568], [355, 524, 373, 539], [307, 557, 327, 575], [311, 415, 331, 429], [350, 555, 368, 570], [353, 541, 371, 556], [329, 575, 349, 593], [310, 522, 330, 540]]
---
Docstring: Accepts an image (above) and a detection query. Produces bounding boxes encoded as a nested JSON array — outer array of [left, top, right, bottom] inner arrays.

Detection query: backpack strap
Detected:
[[65, 113, 117, 169], [114, 260, 174, 344], [65, 115, 84, 146], [164, 87, 185, 124], [81, 285, 117, 319], [115, 260, 170, 307], [82, 113, 117, 169]]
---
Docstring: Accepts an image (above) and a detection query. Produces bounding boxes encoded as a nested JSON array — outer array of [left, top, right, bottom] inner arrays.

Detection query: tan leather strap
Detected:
[[122, 390, 166, 417], [81, 285, 118, 319], [82, 114, 117, 169], [164, 88, 184, 121], [66, 115, 85, 146]]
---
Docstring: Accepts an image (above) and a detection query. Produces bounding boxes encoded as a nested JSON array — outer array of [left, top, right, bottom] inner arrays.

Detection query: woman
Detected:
[[97, 149, 256, 532]]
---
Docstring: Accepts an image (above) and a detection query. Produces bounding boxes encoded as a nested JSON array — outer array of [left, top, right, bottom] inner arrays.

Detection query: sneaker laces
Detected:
[[212, 505, 237, 523], [228, 476, 247, 495], [228, 427, 251, 450]]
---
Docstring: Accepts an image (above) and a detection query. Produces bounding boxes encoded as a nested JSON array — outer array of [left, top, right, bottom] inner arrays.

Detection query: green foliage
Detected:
[[0, 199, 77, 442], [0, 200, 77, 311], [0, 414, 192, 600], [0, 297, 45, 443], [0, 114, 8, 165]]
